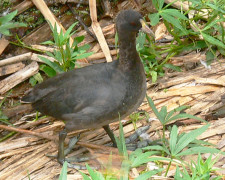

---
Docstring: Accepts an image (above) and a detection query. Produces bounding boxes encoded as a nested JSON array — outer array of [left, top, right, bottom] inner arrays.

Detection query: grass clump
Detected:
[[39, 22, 93, 77], [138, 0, 225, 82], [58, 96, 223, 179]]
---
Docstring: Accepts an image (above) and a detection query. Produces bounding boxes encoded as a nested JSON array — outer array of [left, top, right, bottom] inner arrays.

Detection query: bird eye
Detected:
[[130, 22, 136, 26]]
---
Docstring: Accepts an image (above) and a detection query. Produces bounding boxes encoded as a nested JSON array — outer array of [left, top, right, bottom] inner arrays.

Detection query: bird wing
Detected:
[[24, 61, 127, 128]]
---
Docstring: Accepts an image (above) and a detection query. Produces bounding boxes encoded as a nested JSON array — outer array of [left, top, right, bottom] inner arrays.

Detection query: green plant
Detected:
[[129, 111, 149, 130], [39, 22, 93, 77], [0, 91, 17, 142], [79, 122, 164, 180], [136, 31, 181, 83], [59, 161, 68, 180], [146, 95, 205, 143], [0, 0, 12, 10], [0, 10, 26, 36], [29, 72, 43, 87], [144, 95, 225, 177], [174, 154, 222, 180], [140, 0, 225, 82]]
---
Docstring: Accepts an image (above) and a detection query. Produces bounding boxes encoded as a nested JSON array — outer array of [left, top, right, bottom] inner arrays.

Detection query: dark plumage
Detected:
[[22, 9, 154, 164]]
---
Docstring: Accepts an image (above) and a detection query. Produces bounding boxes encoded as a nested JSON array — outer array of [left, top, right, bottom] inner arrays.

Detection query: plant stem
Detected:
[[165, 159, 172, 177], [9, 41, 44, 53]]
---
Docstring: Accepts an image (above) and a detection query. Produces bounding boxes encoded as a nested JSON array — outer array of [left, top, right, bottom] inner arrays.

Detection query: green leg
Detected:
[[103, 125, 117, 147]]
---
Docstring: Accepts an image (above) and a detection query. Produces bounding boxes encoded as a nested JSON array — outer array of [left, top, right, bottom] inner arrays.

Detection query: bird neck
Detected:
[[118, 31, 140, 69]]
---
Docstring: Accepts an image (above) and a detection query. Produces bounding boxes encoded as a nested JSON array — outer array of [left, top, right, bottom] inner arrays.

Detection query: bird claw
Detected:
[[58, 159, 87, 170], [64, 136, 79, 156], [125, 125, 151, 151]]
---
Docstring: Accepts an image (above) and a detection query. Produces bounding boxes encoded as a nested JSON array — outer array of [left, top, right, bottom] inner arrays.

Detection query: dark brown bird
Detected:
[[22, 9, 154, 164]]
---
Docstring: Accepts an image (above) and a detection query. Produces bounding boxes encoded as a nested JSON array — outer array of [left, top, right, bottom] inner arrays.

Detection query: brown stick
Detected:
[[0, 38, 9, 56], [0, 124, 56, 141], [31, 0, 73, 45], [0, 124, 117, 151], [0, 61, 39, 95], [89, 0, 112, 62], [0, 52, 32, 67]]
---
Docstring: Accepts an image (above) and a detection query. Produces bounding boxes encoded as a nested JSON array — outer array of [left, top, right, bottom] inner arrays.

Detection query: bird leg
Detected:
[[103, 124, 151, 150], [57, 129, 67, 164], [103, 125, 117, 147], [56, 129, 88, 169]]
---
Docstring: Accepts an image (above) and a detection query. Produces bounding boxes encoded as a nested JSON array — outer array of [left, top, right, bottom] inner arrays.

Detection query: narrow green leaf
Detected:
[[74, 36, 85, 44], [163, 9, 188, 20], [38, 55, 64, 73], [146, 96, 163, 122], [136, 32, 146, 51], [33, 73, 43, 83], [150, 71, 158, 83], [148, 13, 160, 26], [29, 77, 37, 87], [131, 151, 159, 167], [152, 0, 164, 10], [53, 23, 59, 46], [142, 145, 170, 154], [164, 63, 181, 72], [0, 22, 26, 29], [169, 125, 178, 155], [169, 113, 206, 123], [0, 10, 17, 24], [174, 124, 210, 155], [203, 19, 224, 31], [0, 28, 10, 36], [40, 64, 57, 77], [206, 3, 225, 13], [59, 161, 67, 180], [159, 106, 167, 123], [161, 12, 186, 33], [41, 40, 55, 45], [86, 164, 105, 180], [74, 52, 93, 60], [79, 171, 91, 180], [45, 51, 56, 59], [78, 44, 91, 51], [135, 169, 164, 180], [64, 22, 78, 38], [115, 121, 128, 158], [202, 32, 225, 48], [165, 106, 189, 122], [177, 146, 225, 156]]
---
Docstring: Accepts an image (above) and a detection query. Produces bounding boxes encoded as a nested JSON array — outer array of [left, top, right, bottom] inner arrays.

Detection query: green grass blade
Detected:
[[131, 151, 159, 167], [174, 124, 210, 155], [59, 161, 67, 180], [64, 22, 78, 38], [146, 95, 163, 122], [79, 171, 91, 180], [148, 13, 160, 26], [161, 12, 186, 33], [202, 32, 225, 48], [169, 125, 178, 155], [135, 168, 164, 180], [38, 55, 64, 74], [86, 164, 105, 180], [177, 146, 225, 156], [168, 113, 206, 123], [163, 9, 188, 20], [0, 10, 17, 24], [143, 145, 170, 155]]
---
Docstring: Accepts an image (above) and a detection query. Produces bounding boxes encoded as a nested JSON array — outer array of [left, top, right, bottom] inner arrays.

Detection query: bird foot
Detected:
[[125, 125, 152, 151], [104, 125, 151, 151]]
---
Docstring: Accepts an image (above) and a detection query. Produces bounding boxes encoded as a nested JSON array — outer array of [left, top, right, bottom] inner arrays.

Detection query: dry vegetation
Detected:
[[0, 0, 225, 179]]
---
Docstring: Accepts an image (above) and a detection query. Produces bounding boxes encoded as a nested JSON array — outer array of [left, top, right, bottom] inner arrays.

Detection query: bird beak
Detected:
[[140, 19, 155, 38]]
